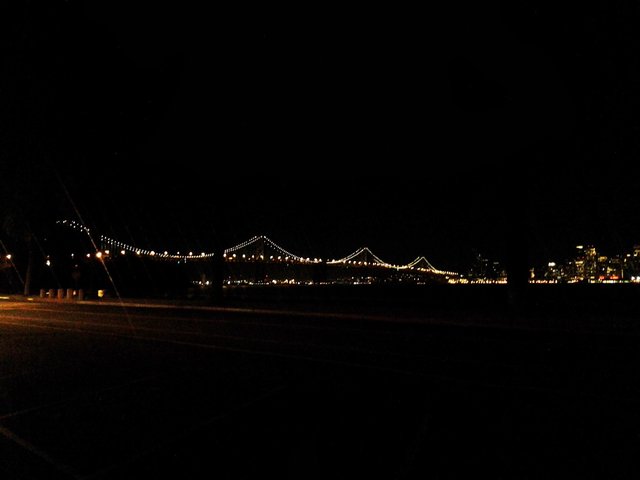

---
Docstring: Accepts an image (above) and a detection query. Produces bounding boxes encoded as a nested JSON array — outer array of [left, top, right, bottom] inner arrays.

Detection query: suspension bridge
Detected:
[[58, 220, 458, 278]]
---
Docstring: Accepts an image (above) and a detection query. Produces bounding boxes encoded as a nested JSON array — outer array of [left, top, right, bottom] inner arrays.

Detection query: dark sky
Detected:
[[5, 2, 640, 272]]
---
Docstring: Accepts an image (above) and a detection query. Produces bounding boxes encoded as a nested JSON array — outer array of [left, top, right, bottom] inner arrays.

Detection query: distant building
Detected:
[[467, 252, 507, 283]]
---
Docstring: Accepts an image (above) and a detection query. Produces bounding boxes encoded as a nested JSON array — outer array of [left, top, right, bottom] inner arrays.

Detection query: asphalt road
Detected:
[[0, 297, 639, 479]]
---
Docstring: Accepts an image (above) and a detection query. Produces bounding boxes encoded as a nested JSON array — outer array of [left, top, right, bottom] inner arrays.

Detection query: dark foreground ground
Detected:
[[1, 284, 639, 479]]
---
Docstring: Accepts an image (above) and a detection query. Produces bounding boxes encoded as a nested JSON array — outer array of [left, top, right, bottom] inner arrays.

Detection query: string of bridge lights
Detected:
[[59, 220, 215, 260], [223, 235, 318, 263], [327, 249, 457, 276], [401, 256, 457, 276], [56, 219, 458, 275], [328, 247, 390, 266], [404, 256, 437, 270]]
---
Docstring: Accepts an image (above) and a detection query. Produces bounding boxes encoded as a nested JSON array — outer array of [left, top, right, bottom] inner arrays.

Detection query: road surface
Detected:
[[0, 297, 639, 479]]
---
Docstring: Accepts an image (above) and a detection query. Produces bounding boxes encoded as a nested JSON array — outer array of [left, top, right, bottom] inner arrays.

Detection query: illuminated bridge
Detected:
[[47, 220, 459, 297]]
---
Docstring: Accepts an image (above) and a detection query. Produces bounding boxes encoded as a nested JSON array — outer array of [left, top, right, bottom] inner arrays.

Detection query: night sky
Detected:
[[4, 2, 640, 272]]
